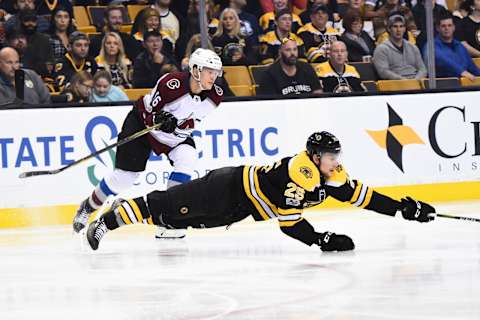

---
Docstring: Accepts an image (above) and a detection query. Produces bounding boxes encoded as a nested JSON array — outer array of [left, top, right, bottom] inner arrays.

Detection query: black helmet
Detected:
[[306, 131, 341, 156]]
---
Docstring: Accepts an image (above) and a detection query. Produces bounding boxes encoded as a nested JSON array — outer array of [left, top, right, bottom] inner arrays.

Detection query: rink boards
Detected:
[[1, 90, 480, 227]]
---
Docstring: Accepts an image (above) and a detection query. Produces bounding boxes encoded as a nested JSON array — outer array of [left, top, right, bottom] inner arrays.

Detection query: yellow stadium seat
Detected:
[[377, 79, 422, 91], [120, 25, 133, 33], [223, 66, 253, 87], [127, 4, 147, 21], [124, 88, 150, 101], [77, 26, 97, 33], [73, 6, 91, 28], [473, 58, 480, 69], [229, 85, 253, 97], [460, 77, 480, 87]]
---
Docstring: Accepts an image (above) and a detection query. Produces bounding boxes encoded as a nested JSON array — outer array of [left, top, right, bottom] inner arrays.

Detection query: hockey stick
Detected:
[[437, 213, 480, 223]]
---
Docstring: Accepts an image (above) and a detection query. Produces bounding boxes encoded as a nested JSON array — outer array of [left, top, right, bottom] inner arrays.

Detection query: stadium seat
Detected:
[[119, 25, 133, 33], [77, 26, 97, 33], [460, 77, 480, 87], [127, 4, 147, 21], [73, 6, 91, 28], [421, 78, 460, 89], [223, 66, 253, 87], [87, 6, 130, 30], [229, 85, 254, 97], [362, 81, 377, 92], [248, 65, 269, 85], [349, 62, 378, 81], [473, 58, 480, 69], [124, 88, 150, 101], [377, 79, 422, 91], [86, 32, 101, 41]]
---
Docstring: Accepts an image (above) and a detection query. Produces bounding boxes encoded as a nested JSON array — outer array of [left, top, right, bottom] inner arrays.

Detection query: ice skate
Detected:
[[86, 217, 109, 250], [155, 226, 186, 239], [73, 199, 95, 233]]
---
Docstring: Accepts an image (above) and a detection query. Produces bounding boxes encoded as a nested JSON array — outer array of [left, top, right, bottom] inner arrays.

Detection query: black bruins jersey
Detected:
[[258, 31, 306, 65], [242, 151, 399, 245], [54, 53, 98, 92], [259, 11, 303, 33], [297, 23, 340, 63], [314, 61, 365, 93]]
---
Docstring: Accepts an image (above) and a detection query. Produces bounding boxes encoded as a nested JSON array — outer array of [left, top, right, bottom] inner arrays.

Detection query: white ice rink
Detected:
[[1, 201, 480, 320]]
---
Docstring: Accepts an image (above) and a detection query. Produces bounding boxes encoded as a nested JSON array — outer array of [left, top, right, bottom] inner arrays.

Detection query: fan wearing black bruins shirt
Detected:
[[314, 41, 365, 93], [257, 37, 321, 96], [86, 131, 437, 251]]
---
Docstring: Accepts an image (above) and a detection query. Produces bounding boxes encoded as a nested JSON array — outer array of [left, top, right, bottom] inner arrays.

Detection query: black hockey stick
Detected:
[[18, 122, 162, 178], [437, 213, 480, 223]]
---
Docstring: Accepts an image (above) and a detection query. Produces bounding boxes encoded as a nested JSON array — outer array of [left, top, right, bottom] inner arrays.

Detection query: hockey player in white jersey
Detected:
[[72, 48, 224, 239]]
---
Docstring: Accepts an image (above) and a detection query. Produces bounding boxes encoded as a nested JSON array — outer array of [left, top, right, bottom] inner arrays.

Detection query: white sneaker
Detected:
[[155, 226, 186, 239]]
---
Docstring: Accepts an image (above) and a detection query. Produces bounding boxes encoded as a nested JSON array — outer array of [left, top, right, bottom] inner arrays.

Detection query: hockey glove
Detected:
[[153, 111, 178, 133], [318, 232, 355, 252], [400, 197, 436, 223]]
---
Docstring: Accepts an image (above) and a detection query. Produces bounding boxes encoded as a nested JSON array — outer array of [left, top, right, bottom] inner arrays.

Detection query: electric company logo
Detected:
[[366, 104, 424, 172]]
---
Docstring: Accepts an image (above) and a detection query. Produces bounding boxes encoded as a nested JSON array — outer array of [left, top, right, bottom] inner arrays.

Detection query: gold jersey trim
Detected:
[[315, 61, 360, 78]]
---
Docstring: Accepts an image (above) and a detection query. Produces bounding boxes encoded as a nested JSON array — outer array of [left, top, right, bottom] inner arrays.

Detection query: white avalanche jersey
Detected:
[[136, 71, 223, 153]]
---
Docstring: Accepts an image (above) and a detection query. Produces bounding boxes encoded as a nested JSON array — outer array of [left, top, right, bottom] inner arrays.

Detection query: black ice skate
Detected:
[[86, 217, 109, 250], [73, 199, 95, 233]]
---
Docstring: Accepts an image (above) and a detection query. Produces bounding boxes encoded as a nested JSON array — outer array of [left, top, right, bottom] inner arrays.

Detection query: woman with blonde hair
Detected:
[[96, 32, 132, 89], [131, 7, 173, 55], [211, 7, 257, 65]]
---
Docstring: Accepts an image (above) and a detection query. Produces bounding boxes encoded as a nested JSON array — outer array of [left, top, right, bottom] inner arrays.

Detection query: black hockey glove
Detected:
[[153, 111, 178, 133], [318, 232, 355, 252], [400, 197, 436, 223]]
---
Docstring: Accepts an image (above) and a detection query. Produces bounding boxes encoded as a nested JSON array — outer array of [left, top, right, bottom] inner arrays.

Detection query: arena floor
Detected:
[[1, 201, 480, 320]]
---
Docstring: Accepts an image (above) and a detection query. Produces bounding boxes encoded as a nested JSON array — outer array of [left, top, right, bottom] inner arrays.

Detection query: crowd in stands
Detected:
[[1, 0, 480, 104]]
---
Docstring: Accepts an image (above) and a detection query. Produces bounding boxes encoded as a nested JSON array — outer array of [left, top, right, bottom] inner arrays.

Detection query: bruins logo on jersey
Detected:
[[300, 166, 313, 179]]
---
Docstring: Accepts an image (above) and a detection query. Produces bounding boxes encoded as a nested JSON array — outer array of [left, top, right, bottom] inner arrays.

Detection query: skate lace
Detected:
[[94, 220, 108, 241]]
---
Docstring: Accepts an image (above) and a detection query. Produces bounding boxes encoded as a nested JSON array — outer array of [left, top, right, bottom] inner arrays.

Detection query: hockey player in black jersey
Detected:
[[86, 131, 436, 251]]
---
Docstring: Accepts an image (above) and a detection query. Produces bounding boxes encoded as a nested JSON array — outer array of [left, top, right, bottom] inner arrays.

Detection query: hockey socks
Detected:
[[102, 197, 153, 231]]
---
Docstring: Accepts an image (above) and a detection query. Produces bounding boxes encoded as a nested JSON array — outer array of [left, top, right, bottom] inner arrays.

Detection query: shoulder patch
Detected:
[[288, 151, 321, 191], [166, 78, 181, 90], [325, 164, 349, 187], [214, 84, 223, 96]]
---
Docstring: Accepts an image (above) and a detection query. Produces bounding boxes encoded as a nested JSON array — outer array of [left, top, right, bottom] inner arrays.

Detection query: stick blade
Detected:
[[19, 169, 61, 178]]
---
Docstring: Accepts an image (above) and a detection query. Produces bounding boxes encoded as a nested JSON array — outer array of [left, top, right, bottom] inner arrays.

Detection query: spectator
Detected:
[[298, 4, 340, 63], [0, 47, 50, 104], [457, 0, 480, 57], [4, 0, 49, 33], [372, 1, 417, 45], [412, 0, 449, 49], [257, 37, 322, 96], [131, 7, 173, 56], [300, 0, 339, 25], [259, 0, 304, 33], [423, 12, 480, 80], [373, 13, 426, 79], [35, 0, 72, 18], [96, 32, 133, 89], [315, 40, 365, 92], [55, 31, 98, 91], [89, 5, 142, 62], [340, 8, 375, 62], [63, 71, 93, 103], [48, 6, 76, 61], [90, 70, 129, 102], [212, 8, 258, 65], [5, 27, 27, 64], [16, 9, 54, 77], [260, 0, 307, 15], [229, 0, 262, 47], [259, 9, 306, 64], [132, 30, 177, 88]]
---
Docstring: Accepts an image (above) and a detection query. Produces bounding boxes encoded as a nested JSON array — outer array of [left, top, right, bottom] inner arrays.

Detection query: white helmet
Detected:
[[189, 48, 223, 76]]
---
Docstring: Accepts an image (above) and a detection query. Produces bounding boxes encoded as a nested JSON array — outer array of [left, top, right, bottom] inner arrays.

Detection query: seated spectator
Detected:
[[48, 6, 76, 61], [35, 0, 72, 18], [212, 8, 258, 65], [131, 7, 173, 56], [300, 0, 338, 26], [180, 34, 215, 71], [259, 9, 306, 64], [133, 30, 177, 88], [15, 9, 54, 77], [260, 0, 307, 13], [55, 31, 98, 92], [229, 0, 262, 47], [456, 0, 480, 57], [89, 5, 142, 62], [340, 8, 375, 62], [0, 47, 50, 104], [257, 37, 322, 96], [373, 13, 426, 79], [259, 0, 304, 33], [423, 12, 480, 80], [90, 70, 129, 102], [5, 27, 27, 65], [63, 71, 93, 103], [370, 0, 417, 45], [4, 0, 49, 33], [298, 4, 340, 63], [315, 40, 365, 92], [96, 32, 133, 89], [412, 0, 449, 50]]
